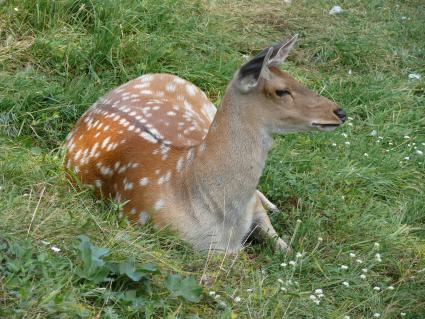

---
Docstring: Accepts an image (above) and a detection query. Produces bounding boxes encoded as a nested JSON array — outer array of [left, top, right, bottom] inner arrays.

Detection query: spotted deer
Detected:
[[65, 35, 346, 253]]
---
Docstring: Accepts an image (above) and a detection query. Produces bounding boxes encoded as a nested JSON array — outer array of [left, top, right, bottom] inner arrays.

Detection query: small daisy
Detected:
[[234, 296, 241, 303], [400, 312, 406, 317], [375, 253, 382, 262], [360, 274, 366, 279], [318, 237, 323, 242], [374, 242, 380, 248], [289, 260, 296, 266], [296, 252, 303, 258], [373, 313, 381, 318], [342, 281, 350, 287], [356, 259, 363, 264], [278, 278, 284, 284], [416, 150, 423, 156], [209, 291, 216, 296], [349, 253, 356, 258], [373, 286, 381, 291], [280, 287, 287, 292], [314, 288, 323, 295], [341, 265, 349, 270], [51, 246, 61, 253], [280, 262, 287, 267], [246, 288, 253, 293], [387, 286, 395, 290], [345, 141, 351, 145]]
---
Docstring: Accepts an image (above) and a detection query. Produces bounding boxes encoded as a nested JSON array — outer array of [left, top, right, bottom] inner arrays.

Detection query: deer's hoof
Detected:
[[275, 238, 290, 252]]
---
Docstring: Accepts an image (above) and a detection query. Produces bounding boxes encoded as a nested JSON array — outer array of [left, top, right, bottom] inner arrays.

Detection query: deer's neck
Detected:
[[185, 88, 273, 219]]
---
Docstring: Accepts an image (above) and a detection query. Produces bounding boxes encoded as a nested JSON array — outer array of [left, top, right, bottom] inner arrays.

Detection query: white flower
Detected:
[[309, 294, 317, 301], [280, 262, 287, 267], [329, 5, 343, 15], [296, 252, 303, 258], [214, 294, 221, 299], [344, 316, 350, 319], [370, 130, 378, 136], [342, 133, 348, 138], [374, 242, 380, 248], [356, 259, 363, 264], [341, 265, 349, 270], [403, 135, 410, 139], [51, 246, 61, 253], [404, 156, 410, 160], [400, 312, 406, 317], [373, 313, 381, 318], [387, 285, 395, 290], [408, 73, 421, 80], [348, 70, 352, 75], [289, 260, 296, 266], [209, 291, 216, 296], [360, 274, 366, 279], [349, 253, 356, 258], [375, 253, 382, 262], [14, 7, 19, 11], [345, 141, 351, 145], [416, 150, 423, 156], [234, 296, 241, 303], [364, 153, 369, 157], [422, 143, 425, 146], [246, 288, 253, 293], [389, 142, 393, 145], [373, 286, 381, 291], [314, 288, 323, 295], [318, 237, 323, 242], [313, 299, 320, 305], [280, 287, 287, 292], [218, 300, 226, 308], [331, 143, 337, 146], [278, 278, 284, 284], [342, 281, 350, 287], [362, 268, 368, 273]]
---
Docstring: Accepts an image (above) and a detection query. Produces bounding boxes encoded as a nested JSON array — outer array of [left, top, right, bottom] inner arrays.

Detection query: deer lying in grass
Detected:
[[65, 35, 345, 253]]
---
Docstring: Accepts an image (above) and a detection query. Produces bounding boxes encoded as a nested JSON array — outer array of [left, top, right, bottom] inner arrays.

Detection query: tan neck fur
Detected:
[[180, 83, 273, 222]]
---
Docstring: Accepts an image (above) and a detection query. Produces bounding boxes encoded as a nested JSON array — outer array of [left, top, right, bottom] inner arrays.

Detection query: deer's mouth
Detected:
[[311, 123, 341, 131]]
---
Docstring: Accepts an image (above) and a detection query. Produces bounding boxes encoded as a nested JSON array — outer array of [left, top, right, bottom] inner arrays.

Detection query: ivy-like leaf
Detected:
[[74, 235, 110, 283], [165, 274, 203, 303]]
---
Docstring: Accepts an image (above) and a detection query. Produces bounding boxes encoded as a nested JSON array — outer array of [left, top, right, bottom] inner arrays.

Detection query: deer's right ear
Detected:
[[236, 47, 274, 93]]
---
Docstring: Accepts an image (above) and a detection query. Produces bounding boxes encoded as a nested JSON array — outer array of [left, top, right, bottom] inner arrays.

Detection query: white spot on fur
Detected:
[[186, 84, 197, 96], [139, 177, 149, 186], [140, 132, 157, 143], [154, 199, 164, 211], [138, 211, 150, 225], [176, 156, 184, 172]]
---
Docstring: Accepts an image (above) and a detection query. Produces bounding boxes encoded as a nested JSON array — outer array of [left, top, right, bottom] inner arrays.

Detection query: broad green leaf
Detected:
[[164, 274, 203, 303]]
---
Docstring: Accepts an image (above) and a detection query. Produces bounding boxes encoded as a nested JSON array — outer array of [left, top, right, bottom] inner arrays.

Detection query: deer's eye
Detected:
[[275, 90, 291, 97]]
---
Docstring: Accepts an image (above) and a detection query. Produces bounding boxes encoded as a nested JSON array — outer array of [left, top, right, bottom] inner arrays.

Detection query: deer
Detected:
[[64, 35, 346, 253]]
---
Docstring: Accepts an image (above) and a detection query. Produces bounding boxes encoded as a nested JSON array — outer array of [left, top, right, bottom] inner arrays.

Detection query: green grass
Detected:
[[1, 0, 425, 318]]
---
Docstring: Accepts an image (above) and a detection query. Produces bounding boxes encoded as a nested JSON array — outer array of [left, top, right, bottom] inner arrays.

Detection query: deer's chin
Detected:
[[311, 123, 341, 132]]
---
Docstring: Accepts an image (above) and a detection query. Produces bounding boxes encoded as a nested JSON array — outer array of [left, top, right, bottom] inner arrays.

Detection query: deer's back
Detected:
[[64, 73, 216, 225]]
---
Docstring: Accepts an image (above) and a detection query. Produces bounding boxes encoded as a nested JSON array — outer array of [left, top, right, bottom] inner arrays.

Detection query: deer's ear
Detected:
[[236, 35, 298, 93], [268, 34, 298, 67], [236, 47, 274, 93]]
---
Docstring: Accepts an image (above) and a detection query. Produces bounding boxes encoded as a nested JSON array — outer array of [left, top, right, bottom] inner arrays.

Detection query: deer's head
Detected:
[[233, 35, 345, 133]]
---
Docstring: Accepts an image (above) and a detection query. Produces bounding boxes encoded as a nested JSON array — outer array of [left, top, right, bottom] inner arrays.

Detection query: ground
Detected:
[[0, 0, 424, 318]]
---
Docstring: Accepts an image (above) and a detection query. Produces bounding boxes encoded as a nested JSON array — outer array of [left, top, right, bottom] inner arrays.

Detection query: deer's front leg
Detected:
[[252, 195, 289, 252]]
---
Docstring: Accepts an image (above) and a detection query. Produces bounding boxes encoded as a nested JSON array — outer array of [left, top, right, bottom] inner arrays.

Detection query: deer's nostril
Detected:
[[334, 108, 346, 123]]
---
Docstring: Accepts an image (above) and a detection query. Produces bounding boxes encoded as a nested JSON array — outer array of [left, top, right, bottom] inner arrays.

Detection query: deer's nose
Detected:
[[334, 108, 346, 123]]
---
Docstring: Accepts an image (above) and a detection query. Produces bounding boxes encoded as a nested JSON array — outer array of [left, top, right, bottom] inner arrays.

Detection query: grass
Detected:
[[1, 0, 425, 317]]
